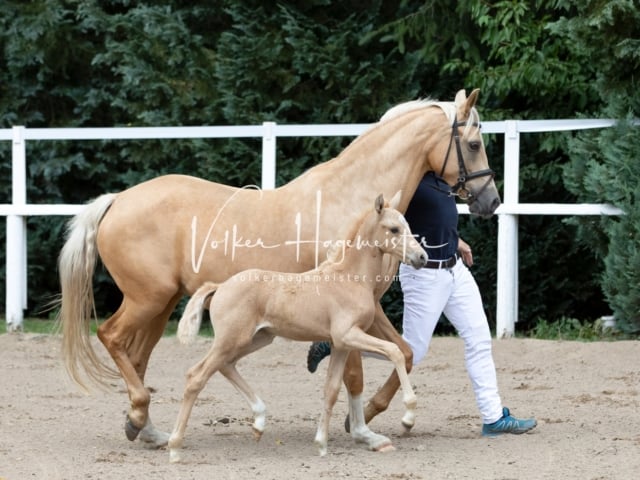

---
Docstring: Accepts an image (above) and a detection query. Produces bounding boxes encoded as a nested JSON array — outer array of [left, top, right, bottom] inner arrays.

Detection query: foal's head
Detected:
[[368, 191, 427, 269]]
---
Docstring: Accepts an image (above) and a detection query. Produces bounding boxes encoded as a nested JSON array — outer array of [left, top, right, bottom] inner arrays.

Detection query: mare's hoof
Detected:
[[375, 443, 396, 453], [125, 415, 142, 441], [344, 414, 351, 433], [169, 449, 182, 464]]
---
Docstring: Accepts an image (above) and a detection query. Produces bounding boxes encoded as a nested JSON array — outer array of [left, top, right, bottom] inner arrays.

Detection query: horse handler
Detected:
[[308, 171, 537, 437]]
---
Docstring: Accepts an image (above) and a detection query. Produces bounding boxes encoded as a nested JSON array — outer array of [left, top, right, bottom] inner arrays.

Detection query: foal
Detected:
[[168, 192, 427, 462]]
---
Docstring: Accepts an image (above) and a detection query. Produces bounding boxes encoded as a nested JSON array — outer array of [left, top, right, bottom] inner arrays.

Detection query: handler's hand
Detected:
[[458, 238, 473, 267]]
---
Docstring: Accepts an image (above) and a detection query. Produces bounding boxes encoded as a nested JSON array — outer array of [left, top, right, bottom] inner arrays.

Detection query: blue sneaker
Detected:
[[307, 341, 331, 373], [482, 407, 537, 437]]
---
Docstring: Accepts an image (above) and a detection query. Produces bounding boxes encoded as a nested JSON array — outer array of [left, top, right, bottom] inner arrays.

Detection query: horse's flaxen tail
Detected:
[[177, 282, 219, 345], [58, 193, 119, 391]]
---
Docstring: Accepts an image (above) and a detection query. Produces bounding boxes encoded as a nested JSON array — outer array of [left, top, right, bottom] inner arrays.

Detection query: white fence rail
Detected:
[[1, 120, 624, 336]]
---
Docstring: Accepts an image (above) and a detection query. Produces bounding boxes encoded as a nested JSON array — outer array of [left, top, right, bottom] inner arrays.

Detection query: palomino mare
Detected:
[[167, 192, 427, 462], [59, 89, 500, 451]]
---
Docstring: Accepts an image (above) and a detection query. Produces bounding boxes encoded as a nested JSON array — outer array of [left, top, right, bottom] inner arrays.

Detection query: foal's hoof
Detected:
[[124, 415, 142, 441], [401, 411, 416, 432], [252, 427, 264, 442], [401, 421, 414, 433]]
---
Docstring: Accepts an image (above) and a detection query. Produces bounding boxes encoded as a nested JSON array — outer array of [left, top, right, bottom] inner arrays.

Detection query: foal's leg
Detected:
[[314, 348, 350, 456], [168, 344, 228, 463], [98, 292, 181, 447], [219, 364, 267, 440], [218, 331, 275, 440]]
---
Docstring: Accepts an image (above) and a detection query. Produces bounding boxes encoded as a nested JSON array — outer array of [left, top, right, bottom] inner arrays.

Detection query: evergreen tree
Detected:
[[560, 0, 640, 332]]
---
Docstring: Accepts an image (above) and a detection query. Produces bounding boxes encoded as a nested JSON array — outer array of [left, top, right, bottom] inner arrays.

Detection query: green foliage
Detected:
[[530, 316, 622, 341], [213, 1, 429, 184], [565, 120, 640, 333], [0, 316, 204, 337], [560, 0, 640, 333]]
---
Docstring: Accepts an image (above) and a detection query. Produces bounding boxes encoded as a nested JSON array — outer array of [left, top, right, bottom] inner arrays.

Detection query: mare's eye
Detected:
[[389, 227, 400, 234], [469, 141, 481, 152]]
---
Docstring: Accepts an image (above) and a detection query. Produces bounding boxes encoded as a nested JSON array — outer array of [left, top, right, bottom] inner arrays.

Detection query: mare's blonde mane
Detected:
[[290, 95, 480, 185], [380, 98, 480, 136]]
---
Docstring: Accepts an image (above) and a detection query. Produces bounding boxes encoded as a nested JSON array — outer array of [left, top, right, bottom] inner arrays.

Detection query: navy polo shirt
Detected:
[[405, 172, 459, 260]]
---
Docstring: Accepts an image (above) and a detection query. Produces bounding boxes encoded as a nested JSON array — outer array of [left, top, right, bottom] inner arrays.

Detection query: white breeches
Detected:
[[399, 261, 503, 424]]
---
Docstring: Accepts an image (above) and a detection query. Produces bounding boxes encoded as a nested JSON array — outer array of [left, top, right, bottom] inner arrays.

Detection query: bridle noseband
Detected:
[[438, 117, 495, 203]]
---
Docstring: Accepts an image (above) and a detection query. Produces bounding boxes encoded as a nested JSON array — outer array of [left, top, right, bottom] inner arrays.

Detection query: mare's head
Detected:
[[368, 191, 427, 269], [382, 89, 501, 218]]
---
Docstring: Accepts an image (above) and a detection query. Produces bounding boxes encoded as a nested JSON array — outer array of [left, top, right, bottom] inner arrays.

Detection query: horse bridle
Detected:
[[438, 117, 495, 203]]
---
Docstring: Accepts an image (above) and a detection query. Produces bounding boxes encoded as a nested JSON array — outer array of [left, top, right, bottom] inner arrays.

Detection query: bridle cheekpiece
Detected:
[[438, 117, 495, 203]]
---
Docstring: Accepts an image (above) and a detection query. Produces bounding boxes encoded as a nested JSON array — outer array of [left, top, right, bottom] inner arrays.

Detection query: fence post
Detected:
[[261, 122, 276, 190], [6, 126, 27, 331], [496, 120, 519, 338]]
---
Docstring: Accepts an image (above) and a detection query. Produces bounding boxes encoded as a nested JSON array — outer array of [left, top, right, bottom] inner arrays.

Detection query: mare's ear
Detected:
[[375, 193, 385, 214], [455, 88, 480, 119], [389, 190, 402, 210]]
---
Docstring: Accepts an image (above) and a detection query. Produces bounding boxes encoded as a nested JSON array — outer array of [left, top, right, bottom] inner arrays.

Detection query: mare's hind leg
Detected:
[[98, 292, 181, 447]]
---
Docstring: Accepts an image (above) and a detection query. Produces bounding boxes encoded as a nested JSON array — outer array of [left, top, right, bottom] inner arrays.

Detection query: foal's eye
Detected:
[[469, 141, 481, 152], [389, 227, 400, 234]]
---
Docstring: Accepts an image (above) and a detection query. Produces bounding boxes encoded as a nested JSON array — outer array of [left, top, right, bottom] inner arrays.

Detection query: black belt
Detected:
[[424, 254, 458, 269]]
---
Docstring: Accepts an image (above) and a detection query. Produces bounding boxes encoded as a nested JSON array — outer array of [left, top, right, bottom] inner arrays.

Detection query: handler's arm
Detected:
[[458, 238, 473, 267]]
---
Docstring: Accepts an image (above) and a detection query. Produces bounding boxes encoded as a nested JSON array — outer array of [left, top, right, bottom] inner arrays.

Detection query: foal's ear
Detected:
[[375, 193, 385, 214], [389, 190, 402, 210]]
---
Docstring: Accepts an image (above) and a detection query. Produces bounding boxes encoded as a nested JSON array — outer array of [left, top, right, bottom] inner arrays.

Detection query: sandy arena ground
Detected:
[[1, 333, 638, 480]]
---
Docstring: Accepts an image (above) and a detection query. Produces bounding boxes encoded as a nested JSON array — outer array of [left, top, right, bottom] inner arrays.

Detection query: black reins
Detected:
[[437, 117, 495, 203]]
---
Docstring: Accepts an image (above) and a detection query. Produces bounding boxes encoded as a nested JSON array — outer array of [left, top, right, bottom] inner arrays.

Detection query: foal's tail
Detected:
[[58, 193, 119, 390], [177, 282, 219, 345]]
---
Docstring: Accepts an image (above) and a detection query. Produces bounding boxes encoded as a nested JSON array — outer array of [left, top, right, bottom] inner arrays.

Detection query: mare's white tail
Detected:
[[177, 282, 219, 345], [59, 193, 119, 390]]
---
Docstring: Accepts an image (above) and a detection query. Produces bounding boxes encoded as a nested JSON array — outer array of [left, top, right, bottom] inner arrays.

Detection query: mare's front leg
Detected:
[[361, 303, 415, 430], [314, 348, 350, 456], [341, 326, 417, 436], [342, 350, 394, 452]]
